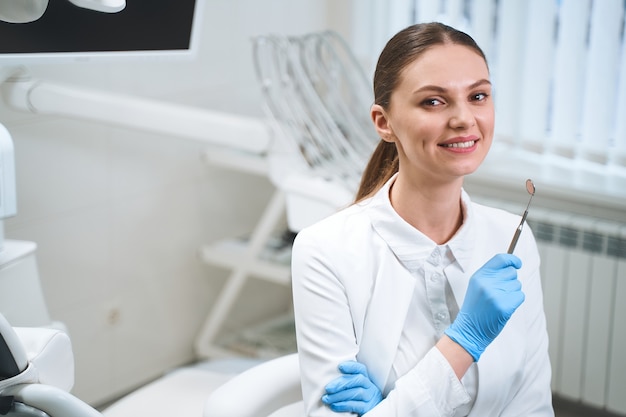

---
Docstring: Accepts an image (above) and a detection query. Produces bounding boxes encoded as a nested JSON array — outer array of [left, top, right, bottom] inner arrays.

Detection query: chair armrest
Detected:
[[204, 353, 302, 417], [14, 326, 74, 391], [2, 383, 103, 417]]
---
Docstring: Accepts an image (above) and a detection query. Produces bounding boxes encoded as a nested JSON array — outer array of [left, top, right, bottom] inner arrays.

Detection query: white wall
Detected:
[[0, 0, 347, 406]]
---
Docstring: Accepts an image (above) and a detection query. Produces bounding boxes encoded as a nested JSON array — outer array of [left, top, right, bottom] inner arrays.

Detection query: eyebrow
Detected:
[[413, 79, 492, 94]]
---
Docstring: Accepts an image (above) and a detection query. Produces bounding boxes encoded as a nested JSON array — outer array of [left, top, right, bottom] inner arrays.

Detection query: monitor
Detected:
[[0, 0, 202, 64]]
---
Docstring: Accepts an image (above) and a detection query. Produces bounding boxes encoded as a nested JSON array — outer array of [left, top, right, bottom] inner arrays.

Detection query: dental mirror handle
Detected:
[[507, 210, 529, 254]]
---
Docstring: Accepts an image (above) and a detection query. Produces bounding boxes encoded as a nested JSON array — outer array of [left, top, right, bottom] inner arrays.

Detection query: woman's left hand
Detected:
[[322, 360, 382, 415]]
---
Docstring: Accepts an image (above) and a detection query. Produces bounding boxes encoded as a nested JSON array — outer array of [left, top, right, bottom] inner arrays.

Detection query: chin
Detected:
[[455, 159, 484, 176]]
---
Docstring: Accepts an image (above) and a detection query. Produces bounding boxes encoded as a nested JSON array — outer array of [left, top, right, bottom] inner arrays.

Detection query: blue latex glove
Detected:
[[322, 361, 382, 415], [444, 253, 525, 361]]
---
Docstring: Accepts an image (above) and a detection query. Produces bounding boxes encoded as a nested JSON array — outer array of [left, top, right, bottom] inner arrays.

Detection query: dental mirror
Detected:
[[525, 178, 535, 196], [507, 179, 535, 254]]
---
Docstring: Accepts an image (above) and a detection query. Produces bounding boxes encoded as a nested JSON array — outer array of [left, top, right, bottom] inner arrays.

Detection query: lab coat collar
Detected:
[[367, 174, 475, 274]]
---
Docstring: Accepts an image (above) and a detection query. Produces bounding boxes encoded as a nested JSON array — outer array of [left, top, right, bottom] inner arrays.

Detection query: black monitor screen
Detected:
[[0, 0, 199, 60]]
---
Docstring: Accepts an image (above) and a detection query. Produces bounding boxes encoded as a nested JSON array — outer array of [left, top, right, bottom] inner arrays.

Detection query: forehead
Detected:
[[398, 43, 490, 89]]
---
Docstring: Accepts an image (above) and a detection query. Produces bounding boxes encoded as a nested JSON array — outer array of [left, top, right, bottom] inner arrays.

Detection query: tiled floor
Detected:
[[553, 397, 625, 417], [555, 408, 594, 417]]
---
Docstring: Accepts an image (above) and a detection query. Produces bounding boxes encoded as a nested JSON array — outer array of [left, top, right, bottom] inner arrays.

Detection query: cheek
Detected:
[[397, 113, 440, 141], [477, 110, 495, 137]]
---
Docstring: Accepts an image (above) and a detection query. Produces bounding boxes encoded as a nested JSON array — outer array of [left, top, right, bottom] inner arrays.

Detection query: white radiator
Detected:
[[530, 214, 626, 414], [476, 197, 626, 414]]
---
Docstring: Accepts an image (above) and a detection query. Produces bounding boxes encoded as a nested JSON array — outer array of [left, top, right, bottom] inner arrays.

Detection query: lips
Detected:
[[439, 135, 479, 149]]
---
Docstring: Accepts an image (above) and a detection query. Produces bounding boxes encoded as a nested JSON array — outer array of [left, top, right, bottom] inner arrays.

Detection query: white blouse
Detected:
[[291, 175, 554, 416]]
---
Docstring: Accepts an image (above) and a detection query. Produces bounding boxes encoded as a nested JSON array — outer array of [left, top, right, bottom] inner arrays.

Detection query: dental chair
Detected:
[[203, 353, 303, 417], [0, 313, 102, 417]]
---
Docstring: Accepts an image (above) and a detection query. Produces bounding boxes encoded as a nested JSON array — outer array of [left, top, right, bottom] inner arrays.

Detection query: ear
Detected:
[[371, 104, 395, 143]]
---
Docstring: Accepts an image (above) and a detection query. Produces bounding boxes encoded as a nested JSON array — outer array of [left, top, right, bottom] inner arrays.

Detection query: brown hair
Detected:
[[354, 22, 488, 202]]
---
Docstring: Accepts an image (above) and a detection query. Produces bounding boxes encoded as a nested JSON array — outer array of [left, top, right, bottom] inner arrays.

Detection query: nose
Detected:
[[448, 102, 476, 129]]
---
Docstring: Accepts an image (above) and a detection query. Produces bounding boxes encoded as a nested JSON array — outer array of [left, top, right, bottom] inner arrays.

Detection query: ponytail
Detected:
[[354, 140, 398, 202]]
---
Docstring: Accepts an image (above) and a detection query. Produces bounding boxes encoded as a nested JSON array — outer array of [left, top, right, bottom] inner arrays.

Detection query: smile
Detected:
[[440, 140, 476, 148]]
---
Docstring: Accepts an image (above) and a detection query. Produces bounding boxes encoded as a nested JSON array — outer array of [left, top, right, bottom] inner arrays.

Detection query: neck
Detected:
[[389, 175, 464, 244]]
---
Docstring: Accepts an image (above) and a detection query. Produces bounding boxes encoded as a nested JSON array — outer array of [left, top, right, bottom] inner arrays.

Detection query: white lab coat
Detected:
[[291, 176, 554, 417]]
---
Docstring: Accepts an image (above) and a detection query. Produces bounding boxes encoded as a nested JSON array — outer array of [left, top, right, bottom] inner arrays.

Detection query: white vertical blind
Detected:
[[350, 0, 389, 73], [388, 0, 415, 37], [611, 11, 626, 166], [414, 0, 440, 23], [441, 0, 465, 28], [491, 0, 527, 144], [518, 0, 558, 152], [579, 0, 624, 164], [550, 0, 591, 159], [468, 0, 496, 60]]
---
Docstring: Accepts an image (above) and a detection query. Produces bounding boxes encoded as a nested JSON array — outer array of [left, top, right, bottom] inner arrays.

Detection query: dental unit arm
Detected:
[[0, 68, 271, 155]]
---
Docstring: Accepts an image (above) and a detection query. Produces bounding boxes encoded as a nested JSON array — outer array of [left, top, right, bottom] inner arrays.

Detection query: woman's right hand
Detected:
[[444, 253, 525, 361]]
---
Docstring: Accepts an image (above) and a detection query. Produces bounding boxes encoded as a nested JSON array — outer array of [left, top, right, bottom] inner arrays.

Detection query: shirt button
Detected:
[[429, 252, 441, 265], [430, 273, 441, 282], [436, 312, 447, 321]]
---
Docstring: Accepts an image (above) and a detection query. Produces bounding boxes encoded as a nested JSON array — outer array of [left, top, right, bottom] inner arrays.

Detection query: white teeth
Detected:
[[442, 140, 476, 148]]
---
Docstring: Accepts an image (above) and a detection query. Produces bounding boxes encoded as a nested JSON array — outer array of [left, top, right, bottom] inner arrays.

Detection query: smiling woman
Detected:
[[352, 0, 626, 211], [368, 44, 493, 244], [291, 22, 554, 417]]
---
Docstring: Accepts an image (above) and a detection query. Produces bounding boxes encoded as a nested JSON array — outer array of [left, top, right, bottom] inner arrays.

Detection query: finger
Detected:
[[325, 374, 370, 393], [484, 253, 522, 270], [338, 360, 368, 376], [328, 401, 370, 415], [323, 387, 371, 403], [497, 277, 522, 292], [494, 266, 519, 282], [493, 278, 524, 299], [483, 263, 519, 284]]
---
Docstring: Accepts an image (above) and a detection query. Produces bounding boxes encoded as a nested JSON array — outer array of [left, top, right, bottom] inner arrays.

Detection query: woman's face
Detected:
[[371, 43, 494, 185]]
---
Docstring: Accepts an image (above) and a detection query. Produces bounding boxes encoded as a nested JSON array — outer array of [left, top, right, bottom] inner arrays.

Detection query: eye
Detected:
[[421, 98, 444, 107], [471, 92, 489, 102]]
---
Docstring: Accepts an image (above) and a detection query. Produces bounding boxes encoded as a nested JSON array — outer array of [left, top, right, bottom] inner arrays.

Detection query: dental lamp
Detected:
[[0, 0, 124, 24], [67, 0, 125, 14]]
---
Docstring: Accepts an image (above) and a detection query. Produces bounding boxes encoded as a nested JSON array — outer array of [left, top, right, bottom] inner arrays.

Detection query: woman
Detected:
[[291, 22, 553, 416]]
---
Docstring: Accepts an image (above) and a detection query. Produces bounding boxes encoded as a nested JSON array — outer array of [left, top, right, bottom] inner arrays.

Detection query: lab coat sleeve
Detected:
[[291, 229, 361, 417], [364, 348, 471, 416], [292, 227, 471, 417], [500, 227, 554, 416]]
